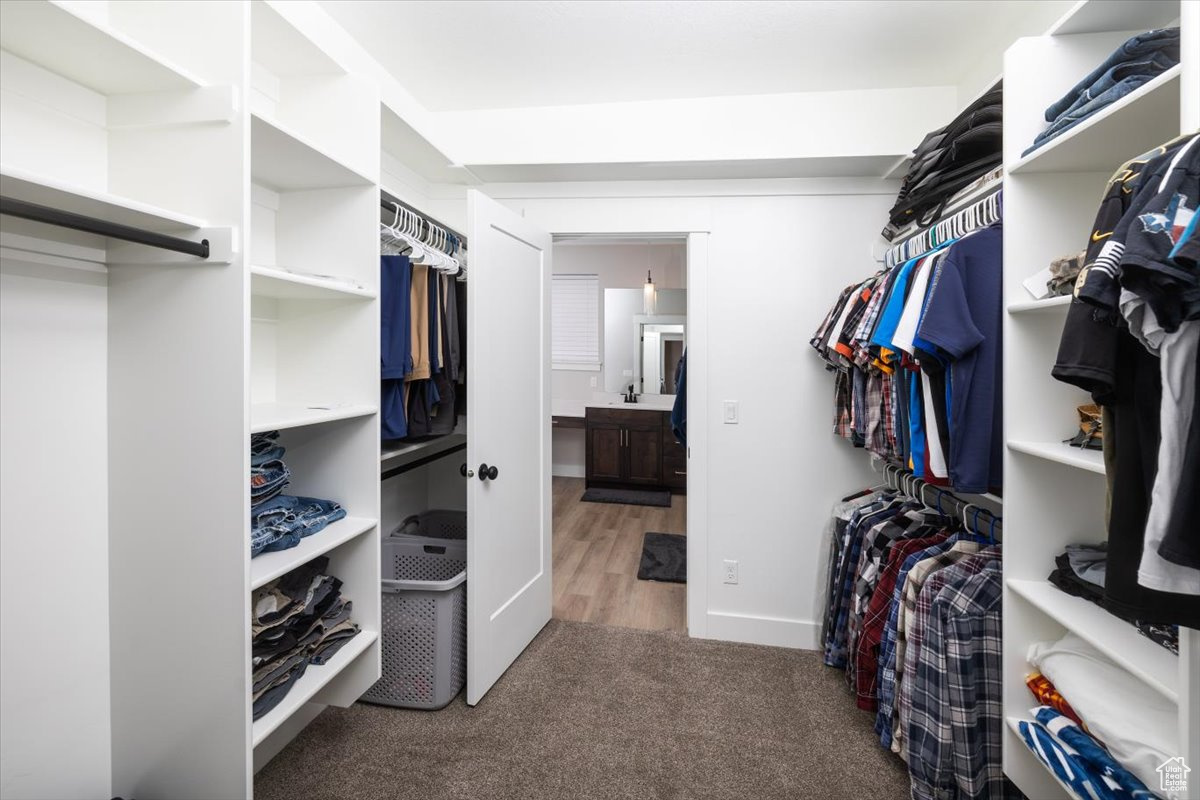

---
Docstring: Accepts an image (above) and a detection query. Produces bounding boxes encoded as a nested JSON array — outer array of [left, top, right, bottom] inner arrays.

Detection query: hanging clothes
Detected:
[[1051, 133, 1200, 618]]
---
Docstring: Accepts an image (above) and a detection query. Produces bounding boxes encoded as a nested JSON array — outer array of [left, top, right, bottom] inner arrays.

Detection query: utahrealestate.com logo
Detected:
[[1158, 757, 1191, 794]]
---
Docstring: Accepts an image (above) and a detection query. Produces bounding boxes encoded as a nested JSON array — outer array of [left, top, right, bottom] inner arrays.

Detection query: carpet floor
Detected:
[[255, 620, 911, 800]]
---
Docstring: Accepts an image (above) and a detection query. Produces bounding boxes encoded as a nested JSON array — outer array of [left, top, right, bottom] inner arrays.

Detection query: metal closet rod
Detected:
[[881, 462, 1003, 540], [380, 190, 468, 249], [0, 196, 210, 259]]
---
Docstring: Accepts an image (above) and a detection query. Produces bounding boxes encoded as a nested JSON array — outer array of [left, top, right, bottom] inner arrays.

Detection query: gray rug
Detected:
[[637, 532, 686, 583], [581, 487, 671, 507], [255, 620, 911, 800]]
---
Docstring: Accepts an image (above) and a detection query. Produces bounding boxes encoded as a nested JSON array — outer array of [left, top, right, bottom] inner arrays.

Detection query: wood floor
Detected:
[[551, 477, 687, 633]]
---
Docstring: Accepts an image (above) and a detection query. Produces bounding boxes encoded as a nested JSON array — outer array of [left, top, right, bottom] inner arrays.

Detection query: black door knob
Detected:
[[478, 463, 499, 481]]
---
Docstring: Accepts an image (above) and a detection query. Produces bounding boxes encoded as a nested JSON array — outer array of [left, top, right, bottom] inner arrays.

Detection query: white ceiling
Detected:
[[319, 0, 1072, 112]]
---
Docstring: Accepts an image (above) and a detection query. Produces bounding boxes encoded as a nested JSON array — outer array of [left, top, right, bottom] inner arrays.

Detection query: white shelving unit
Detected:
[[1001, 3, 1198, 798], [0, 2, 384, 798]]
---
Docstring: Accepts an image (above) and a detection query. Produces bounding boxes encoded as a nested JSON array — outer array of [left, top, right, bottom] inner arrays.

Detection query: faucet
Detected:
[[624, 384, 638, 404]]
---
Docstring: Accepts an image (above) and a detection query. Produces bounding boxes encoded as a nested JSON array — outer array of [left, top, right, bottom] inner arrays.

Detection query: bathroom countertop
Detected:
[[551, 395, 676, 418]]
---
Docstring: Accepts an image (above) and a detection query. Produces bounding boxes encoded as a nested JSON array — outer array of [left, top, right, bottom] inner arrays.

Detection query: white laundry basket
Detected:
[[361, 511, 466, 710]]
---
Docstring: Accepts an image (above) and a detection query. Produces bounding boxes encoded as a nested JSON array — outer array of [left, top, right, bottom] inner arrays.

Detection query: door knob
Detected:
[[478, 463, 499, 481], [460, 463, 475, 478]]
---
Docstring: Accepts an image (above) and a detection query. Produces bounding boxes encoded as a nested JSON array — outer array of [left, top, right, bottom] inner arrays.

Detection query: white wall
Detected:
[[0, 258, 111, 799], [497, 178, 885, 647]]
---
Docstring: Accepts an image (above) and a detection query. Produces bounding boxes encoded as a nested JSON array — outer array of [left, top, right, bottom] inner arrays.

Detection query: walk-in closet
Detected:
[[1, 2, 1197, 799]]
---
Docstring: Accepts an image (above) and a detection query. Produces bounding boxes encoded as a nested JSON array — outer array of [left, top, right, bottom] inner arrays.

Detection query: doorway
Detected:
[[547, 235, 691, 633]]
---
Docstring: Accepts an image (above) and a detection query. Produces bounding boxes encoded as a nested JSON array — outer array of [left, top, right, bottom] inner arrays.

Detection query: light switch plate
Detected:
[[723, 401, 739, 424]]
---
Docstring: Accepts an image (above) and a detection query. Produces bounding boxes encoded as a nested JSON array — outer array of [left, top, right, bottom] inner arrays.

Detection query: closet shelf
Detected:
[[1007, 579, 1178, 702], [251, 402, 377, 434], [251, 113, 375, 192], [251, 265, 376, 300], [1007, 295, 1072, 314], [1008, 66, 1181, 175], [1048, 0, 1182, 36], [1007, 440, 1105, 474], [250, 516, 377, 591], [1003, 717, 1075, 800], [0, 0, 205, 95], [381, 432, 467, 474], [251, 629, 378, 747], [0, 165, 207, 233]]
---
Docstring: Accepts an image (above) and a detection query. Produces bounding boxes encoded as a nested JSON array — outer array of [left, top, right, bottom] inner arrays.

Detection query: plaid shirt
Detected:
[[907, 563, 1006, 800], [890, 540, 983, 757], [874, 534, 966, 747], [823, 501, 902, 668], [851, 272, 891, 367], [898, 547, 1000, 760], [853, 533, 947, 711], [811, 284, 856, 364], [833, 368, 853, 439], [846, 510, 924, 688]]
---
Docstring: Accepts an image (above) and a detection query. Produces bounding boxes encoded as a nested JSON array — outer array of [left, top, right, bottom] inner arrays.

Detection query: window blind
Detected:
[[552, 274, 600, 367]]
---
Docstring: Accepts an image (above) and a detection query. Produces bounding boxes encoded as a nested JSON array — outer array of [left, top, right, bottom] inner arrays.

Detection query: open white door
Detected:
[[466, 189, 553, 705]]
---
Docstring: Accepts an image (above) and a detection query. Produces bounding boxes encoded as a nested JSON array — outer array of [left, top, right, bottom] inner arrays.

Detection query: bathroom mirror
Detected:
[[634, 318, 686, 395], [604, 289, 687, 394]]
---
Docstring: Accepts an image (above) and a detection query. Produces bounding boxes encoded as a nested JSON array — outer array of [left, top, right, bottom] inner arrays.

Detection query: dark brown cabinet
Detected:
[[585, 407, 684, 493]]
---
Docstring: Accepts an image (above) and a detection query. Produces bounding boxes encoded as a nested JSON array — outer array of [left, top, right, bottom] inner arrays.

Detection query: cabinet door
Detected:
[[587, 424, 625, 482], [466, 189, 552, 706], [626, 427, 663, 485]]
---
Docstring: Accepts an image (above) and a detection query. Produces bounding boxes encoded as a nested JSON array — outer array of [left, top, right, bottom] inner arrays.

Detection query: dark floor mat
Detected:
[[581, 487, 671, 507], [637, 532, 687, 583]]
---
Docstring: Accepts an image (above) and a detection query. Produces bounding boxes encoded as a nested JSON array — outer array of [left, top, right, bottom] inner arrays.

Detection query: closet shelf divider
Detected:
[[250, 113, 375, 192], [250, 516, 377, 591], [251, 264, 377, 301], [1006, 295, 1072, 314], [251, 629, 379, 747], [0, 165, 208, 233], [1007, 65, 1181, 175], [0, 0, 205, 95], [1006, 440, 1106, 474], [380, 432, 467, 473], [250, 402, 377, 434], [1007, 578, 1179, 702]]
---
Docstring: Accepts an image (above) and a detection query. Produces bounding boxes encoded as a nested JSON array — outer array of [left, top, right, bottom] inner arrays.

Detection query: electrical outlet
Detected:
[[589, 376, 597, 388], [723, 400, 739, 424], [723, 559, 739, 584]]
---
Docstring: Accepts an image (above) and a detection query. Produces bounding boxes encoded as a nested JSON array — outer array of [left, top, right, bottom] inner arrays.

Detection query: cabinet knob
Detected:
[[479, 463, 499, 481], [460, 464, 475, 479]]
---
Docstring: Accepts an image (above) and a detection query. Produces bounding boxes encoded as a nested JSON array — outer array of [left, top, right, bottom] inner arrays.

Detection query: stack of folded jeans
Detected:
[[251, 431, 290, 507], [252, 556, 361, 720], [1024, 28, 1179, 156], [249, 431, 348, 557]]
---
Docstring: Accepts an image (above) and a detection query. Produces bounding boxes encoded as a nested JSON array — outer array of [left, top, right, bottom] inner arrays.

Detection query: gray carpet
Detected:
[[255, 620, 910, 800]]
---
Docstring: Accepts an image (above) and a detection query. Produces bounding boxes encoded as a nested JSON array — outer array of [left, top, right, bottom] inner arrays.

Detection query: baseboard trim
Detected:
[[552, 464, 586, 479], [701, 611, 819, 650]]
